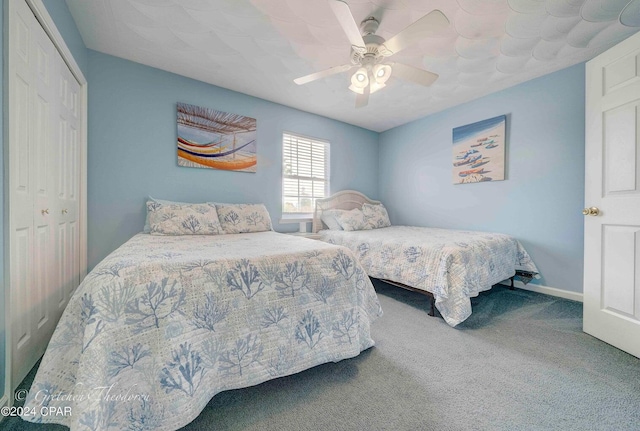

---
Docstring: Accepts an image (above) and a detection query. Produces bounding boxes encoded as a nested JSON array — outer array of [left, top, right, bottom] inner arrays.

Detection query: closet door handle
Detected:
[[61, 209, 68, 214], [41, 208, 49, 215]]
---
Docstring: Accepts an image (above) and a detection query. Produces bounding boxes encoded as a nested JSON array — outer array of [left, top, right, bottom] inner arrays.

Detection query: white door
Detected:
[[7, 0, 81, 388], [56, 50, 82, 308], [583, 31, 640, 358]]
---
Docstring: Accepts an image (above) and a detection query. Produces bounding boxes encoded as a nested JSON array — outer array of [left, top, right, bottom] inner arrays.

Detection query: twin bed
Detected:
[[22, 192, 537, 430]]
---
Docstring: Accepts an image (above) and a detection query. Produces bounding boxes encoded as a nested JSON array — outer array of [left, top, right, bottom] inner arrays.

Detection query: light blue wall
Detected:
[[379, 64, 586, 293], [87, 50, 379, 269]]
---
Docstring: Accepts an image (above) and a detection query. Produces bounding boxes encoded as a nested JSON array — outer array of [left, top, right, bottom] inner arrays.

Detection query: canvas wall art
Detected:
[[452, 115, 506, 184], [177, 102, 257, 172]]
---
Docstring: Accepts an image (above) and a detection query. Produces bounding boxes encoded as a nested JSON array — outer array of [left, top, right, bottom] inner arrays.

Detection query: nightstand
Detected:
[[285, 232, 322, 240]]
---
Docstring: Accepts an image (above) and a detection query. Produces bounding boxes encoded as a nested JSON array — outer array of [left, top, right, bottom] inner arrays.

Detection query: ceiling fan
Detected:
[[294, 0, 449, 108]]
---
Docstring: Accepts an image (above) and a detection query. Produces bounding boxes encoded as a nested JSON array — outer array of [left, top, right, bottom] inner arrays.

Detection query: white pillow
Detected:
[[333, 208, 370, 231], [362, 203, 391, 229], [143, 197, 189, 233], [321, 210, 344, 230], [147, 201, 223, 235], [216, 203, 273, 233]]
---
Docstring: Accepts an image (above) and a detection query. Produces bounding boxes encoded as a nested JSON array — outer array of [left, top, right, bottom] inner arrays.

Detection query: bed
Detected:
[[312, 190, 538, 327], [21, 226, 382, 430]]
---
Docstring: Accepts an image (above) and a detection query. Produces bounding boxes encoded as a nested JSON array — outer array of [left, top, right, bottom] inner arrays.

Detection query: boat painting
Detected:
[[177, 102, 257, 172], [452, 115, 506, 184]]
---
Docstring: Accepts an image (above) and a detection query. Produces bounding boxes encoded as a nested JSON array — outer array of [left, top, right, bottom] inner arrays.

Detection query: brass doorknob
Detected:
[[41, 208, 49, 215], [582, 207, 599, 216], [62, 209, 68, 214]]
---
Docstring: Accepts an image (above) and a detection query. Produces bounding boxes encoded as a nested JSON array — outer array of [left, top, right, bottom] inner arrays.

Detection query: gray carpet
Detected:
[[4, 281, 640, 431]]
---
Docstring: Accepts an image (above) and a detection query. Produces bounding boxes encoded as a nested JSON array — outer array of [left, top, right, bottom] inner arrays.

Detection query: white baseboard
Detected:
[[500, 280, 583, 303]]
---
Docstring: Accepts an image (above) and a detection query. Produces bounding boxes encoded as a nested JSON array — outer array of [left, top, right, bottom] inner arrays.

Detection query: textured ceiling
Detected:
[[65, 0, 640, 132]]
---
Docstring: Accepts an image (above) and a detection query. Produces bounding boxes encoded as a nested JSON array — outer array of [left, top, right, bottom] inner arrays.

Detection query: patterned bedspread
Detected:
[[318, 226, 538, 326], [22, 232, 382, 430]]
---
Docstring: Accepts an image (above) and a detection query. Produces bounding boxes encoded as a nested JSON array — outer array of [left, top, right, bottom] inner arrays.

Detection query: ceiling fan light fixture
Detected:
[[372, 64, 392, 85], [350, 67, 369, 92]]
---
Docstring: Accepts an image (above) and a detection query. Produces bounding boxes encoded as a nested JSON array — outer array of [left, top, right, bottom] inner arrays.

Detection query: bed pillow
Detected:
[[362, 203, 391, 229], [143, 196, 190, 233], [216, 203, 273, 233], [147, 201, 223, 235], [321, 210, 344, 230], [333, 208, 370, 231]]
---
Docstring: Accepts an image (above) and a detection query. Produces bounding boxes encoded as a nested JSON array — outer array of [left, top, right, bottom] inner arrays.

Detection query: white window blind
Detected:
[[282, 132, 330, 214]]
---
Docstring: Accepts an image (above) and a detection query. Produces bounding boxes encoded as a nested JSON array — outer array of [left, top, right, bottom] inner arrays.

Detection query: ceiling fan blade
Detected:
[[382, 10, 449, 55], [329, 0, 366, 50], [392, 63, 439, 87], [355, 84, 370, 108], [294, 64, 352, 85]]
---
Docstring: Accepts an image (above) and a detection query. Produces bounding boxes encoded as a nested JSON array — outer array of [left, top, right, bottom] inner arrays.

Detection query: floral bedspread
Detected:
[[319, 226, 538, 326], [22, 232, 382, 430]]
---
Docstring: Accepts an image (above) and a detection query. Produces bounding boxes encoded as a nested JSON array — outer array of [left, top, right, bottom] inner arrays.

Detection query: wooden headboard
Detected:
[[312, 190, 381, 233]]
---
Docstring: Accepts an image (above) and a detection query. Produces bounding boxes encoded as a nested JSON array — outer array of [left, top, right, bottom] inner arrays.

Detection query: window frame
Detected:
[[281, 131, 330, 218]]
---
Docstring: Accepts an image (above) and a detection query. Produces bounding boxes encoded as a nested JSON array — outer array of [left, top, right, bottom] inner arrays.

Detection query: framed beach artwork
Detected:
[[452, 115, 506, 184], [177, 102, 257, 172]]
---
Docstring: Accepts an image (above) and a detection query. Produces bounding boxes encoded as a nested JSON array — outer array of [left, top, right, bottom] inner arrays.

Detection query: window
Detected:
[[282, 132, 330, 215]]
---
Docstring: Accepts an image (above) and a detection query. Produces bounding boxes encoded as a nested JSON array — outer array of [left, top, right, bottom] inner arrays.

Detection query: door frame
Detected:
[[3, 0, 87, 407]]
